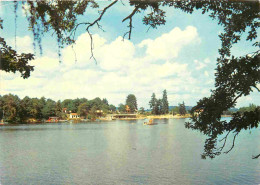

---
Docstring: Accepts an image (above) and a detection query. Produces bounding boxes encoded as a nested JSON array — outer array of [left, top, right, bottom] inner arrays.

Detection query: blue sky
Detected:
[[0, 1, 259, 108]]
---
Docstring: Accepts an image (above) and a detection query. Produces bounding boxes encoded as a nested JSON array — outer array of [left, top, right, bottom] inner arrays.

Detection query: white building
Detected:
[[69, 113, 80, 119]]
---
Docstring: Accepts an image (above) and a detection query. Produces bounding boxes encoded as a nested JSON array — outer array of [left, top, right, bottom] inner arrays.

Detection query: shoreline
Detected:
[[0, 114, 233, 125]]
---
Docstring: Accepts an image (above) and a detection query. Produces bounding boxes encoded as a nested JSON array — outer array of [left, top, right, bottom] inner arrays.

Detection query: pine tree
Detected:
[[149, 93, 157, 115], [157, 99, 163, 115], [179, 101, 186, 115], [162, 89, 169, 114]]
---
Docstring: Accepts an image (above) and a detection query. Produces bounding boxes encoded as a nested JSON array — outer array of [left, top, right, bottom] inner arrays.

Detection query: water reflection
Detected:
[[0, 119, 259, 184]]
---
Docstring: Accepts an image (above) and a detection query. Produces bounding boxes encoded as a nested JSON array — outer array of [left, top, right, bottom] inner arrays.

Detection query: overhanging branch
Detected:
[[219, 130, 231, 151], [85, 0, 118, 62], [224, 132, 238, 154], [252, 154, 260, 159], [122, 5, 140, 40]]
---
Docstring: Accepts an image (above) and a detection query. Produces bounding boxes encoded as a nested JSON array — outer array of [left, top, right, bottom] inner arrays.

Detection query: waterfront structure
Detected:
[[47, 117, 59, 122], [69, 113, 80, 119], [96, 110, 103, 117]]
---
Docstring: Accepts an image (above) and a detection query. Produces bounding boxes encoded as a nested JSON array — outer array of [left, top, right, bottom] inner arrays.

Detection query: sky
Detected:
[[0, 1, 259, 109]]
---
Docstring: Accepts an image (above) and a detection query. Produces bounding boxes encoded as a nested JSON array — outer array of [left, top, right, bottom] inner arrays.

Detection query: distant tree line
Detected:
[[1, 93, 255, 123], [0, 94, 117, 123], [170, 101, 187, 115]]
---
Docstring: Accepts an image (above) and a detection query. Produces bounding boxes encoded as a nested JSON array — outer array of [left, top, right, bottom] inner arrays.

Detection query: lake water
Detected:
[[0, 118, 259, 185]]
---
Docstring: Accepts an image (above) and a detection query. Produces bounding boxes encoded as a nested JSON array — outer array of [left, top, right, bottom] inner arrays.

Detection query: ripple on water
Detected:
[[0, 119, 259, 185]]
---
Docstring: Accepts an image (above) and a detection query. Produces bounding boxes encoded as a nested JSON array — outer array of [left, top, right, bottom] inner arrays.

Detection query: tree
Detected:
[[109, 104, 116, 113], [0, 36, 34, 78], [77, 103, 90, 118], [139, 107, 145, 114], [42, 99, 56, 119], [149, 93, 157, 115], [179, 101, 186, 115], [125, 94, 138, 113], [102, 98, 109, 106], [55, 100, 62, 118], [90, 97, 103, 110], [162, 89, 169, 114], [171, 106, 179, 115], [89, 105, 98, 119], [118, 103, 126, 113], [157, 99, 163, 115], [238, 104, 258, 114], [20, 96, 33, 120], [62, 99, 77, 113], [1, 94, 22, 123]]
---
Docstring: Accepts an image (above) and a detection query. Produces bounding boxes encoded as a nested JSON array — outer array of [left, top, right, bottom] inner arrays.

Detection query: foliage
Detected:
[[171, 106, 179, 115], [179, 101, 186, 115], [149, 90, 169, 115], [125, 94, 138, 113], [55, 100, 63, 118], [102, 98, 109, 106], [1, 94, 22, 123], [186, 54, 260, 159], [162, 89, 169, 114], [109, 104, 116, 113], [118, 103, 126, 113], [42, 99, 56, 119], [149, 93, 158, 115], [0, 37, 34, 79], [77, 102, 91, 118], [157, 98, 163, 115], [139, 107, 145, 114], [0, 94, 116, 123], [238, 104, 258, 114]]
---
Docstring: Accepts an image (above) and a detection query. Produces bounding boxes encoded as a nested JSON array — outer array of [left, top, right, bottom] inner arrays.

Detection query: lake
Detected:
[[0, 118, 259, 185]]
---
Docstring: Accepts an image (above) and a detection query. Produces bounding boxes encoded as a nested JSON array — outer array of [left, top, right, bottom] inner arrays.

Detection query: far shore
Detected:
[[1, 114, 233, 125]]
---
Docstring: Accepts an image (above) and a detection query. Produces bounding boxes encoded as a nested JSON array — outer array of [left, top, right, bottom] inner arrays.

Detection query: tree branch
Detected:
[[230, 92, 243, 106], [224, 132, 238, 154], [252, 153, 260, 159], [218, 130, 231, 151], [253, 85, 260, 92], [85, 0, 118, 63], [122, 5, 140, 40], [71, 22, 90, 41]]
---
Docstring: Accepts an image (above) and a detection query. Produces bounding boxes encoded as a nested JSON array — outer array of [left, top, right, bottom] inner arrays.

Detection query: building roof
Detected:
[[70, 113, 78, 115]]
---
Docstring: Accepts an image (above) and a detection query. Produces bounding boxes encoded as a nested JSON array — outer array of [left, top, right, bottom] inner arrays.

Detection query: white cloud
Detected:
[[204, 58, 211, 63], [194, 59, 206, 70], [2, 26, 222, 108], [204, 70, 209, 77], [138, 26, 200, 60], [62, 33, 106, 69], [97, 36, 135, 71], [7, 35, 33, 53]]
